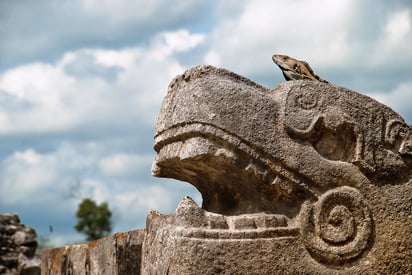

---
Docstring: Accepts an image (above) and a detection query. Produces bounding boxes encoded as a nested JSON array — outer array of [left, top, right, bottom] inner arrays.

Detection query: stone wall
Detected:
[[0, 213, 41, 275], [41, 229, 144, 275]]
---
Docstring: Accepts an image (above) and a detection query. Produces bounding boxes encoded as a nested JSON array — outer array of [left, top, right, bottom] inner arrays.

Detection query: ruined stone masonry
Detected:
[[43, 65, 412, 274], [0, 213, 41, 275], [41, 229, 144, 274]]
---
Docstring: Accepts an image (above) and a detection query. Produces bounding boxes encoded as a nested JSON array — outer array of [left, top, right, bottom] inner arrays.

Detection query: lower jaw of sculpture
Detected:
[[173, 196, 300, 240]]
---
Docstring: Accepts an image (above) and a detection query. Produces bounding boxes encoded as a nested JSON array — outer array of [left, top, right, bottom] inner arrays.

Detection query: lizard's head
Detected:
[[272, 54, 297, 70], [272, 54, 301, 81]]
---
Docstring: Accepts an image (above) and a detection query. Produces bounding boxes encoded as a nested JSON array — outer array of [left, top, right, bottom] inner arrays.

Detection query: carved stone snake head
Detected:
[[149, 65, 412, 268]]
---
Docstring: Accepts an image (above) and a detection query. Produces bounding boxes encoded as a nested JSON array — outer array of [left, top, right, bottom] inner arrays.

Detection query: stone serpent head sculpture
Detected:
[[147, 65, 412, 273]]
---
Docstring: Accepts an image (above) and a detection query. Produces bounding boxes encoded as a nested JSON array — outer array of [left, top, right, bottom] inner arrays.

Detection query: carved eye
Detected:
[[294, 64, 298, 70]]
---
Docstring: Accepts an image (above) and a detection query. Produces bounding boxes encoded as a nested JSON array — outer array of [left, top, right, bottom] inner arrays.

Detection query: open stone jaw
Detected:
[[143, 65, 412, 274], [153, 129, 311, 218]]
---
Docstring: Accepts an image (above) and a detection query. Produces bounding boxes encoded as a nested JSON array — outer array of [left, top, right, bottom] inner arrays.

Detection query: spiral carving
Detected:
[[300, 186, 373, 265], [295, 92, 319, 110]]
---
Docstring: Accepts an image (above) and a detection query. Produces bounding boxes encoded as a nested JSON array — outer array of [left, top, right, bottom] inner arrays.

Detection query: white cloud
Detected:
[[384, 10, 411, 44], [99, 153, 153, 176], [150, 30, 205, 61], [0, 63, 78, 132], [0, 29, 204, 134], [0, 149, 59, 204], [0, 142, 105, 205], [87, 48, 142, 69], [114, 184, 173, 214], [0, 0, 213, 66], [204, 51, 221, 66]]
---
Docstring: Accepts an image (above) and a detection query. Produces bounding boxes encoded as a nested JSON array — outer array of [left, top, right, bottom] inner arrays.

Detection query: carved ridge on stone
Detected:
[[283, 81, 412, 181], [385, 119, 412, 156]]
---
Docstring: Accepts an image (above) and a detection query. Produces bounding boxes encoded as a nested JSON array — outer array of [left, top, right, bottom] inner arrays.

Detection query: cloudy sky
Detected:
[[0, 0, 411, 246]]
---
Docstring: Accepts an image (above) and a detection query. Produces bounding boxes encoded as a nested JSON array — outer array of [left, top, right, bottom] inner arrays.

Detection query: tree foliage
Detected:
[[74, 198, 112, 241]]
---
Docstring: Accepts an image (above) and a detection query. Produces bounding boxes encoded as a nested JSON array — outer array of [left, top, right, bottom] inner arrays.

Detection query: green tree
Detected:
[[74, 198, 112, 241]]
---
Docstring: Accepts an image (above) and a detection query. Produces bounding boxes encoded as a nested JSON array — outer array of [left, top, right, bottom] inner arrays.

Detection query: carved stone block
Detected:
[[144, 65, 412, 274]]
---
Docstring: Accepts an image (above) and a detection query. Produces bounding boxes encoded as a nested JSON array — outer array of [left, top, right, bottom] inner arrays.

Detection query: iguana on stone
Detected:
[[272, 54, 328, 83]]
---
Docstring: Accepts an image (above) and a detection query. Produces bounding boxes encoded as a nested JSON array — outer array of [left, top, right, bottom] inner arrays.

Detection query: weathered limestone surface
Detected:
[[0, 213, 41, 275], [145, 65, 412, 274], [41, 229, 144, 274]]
